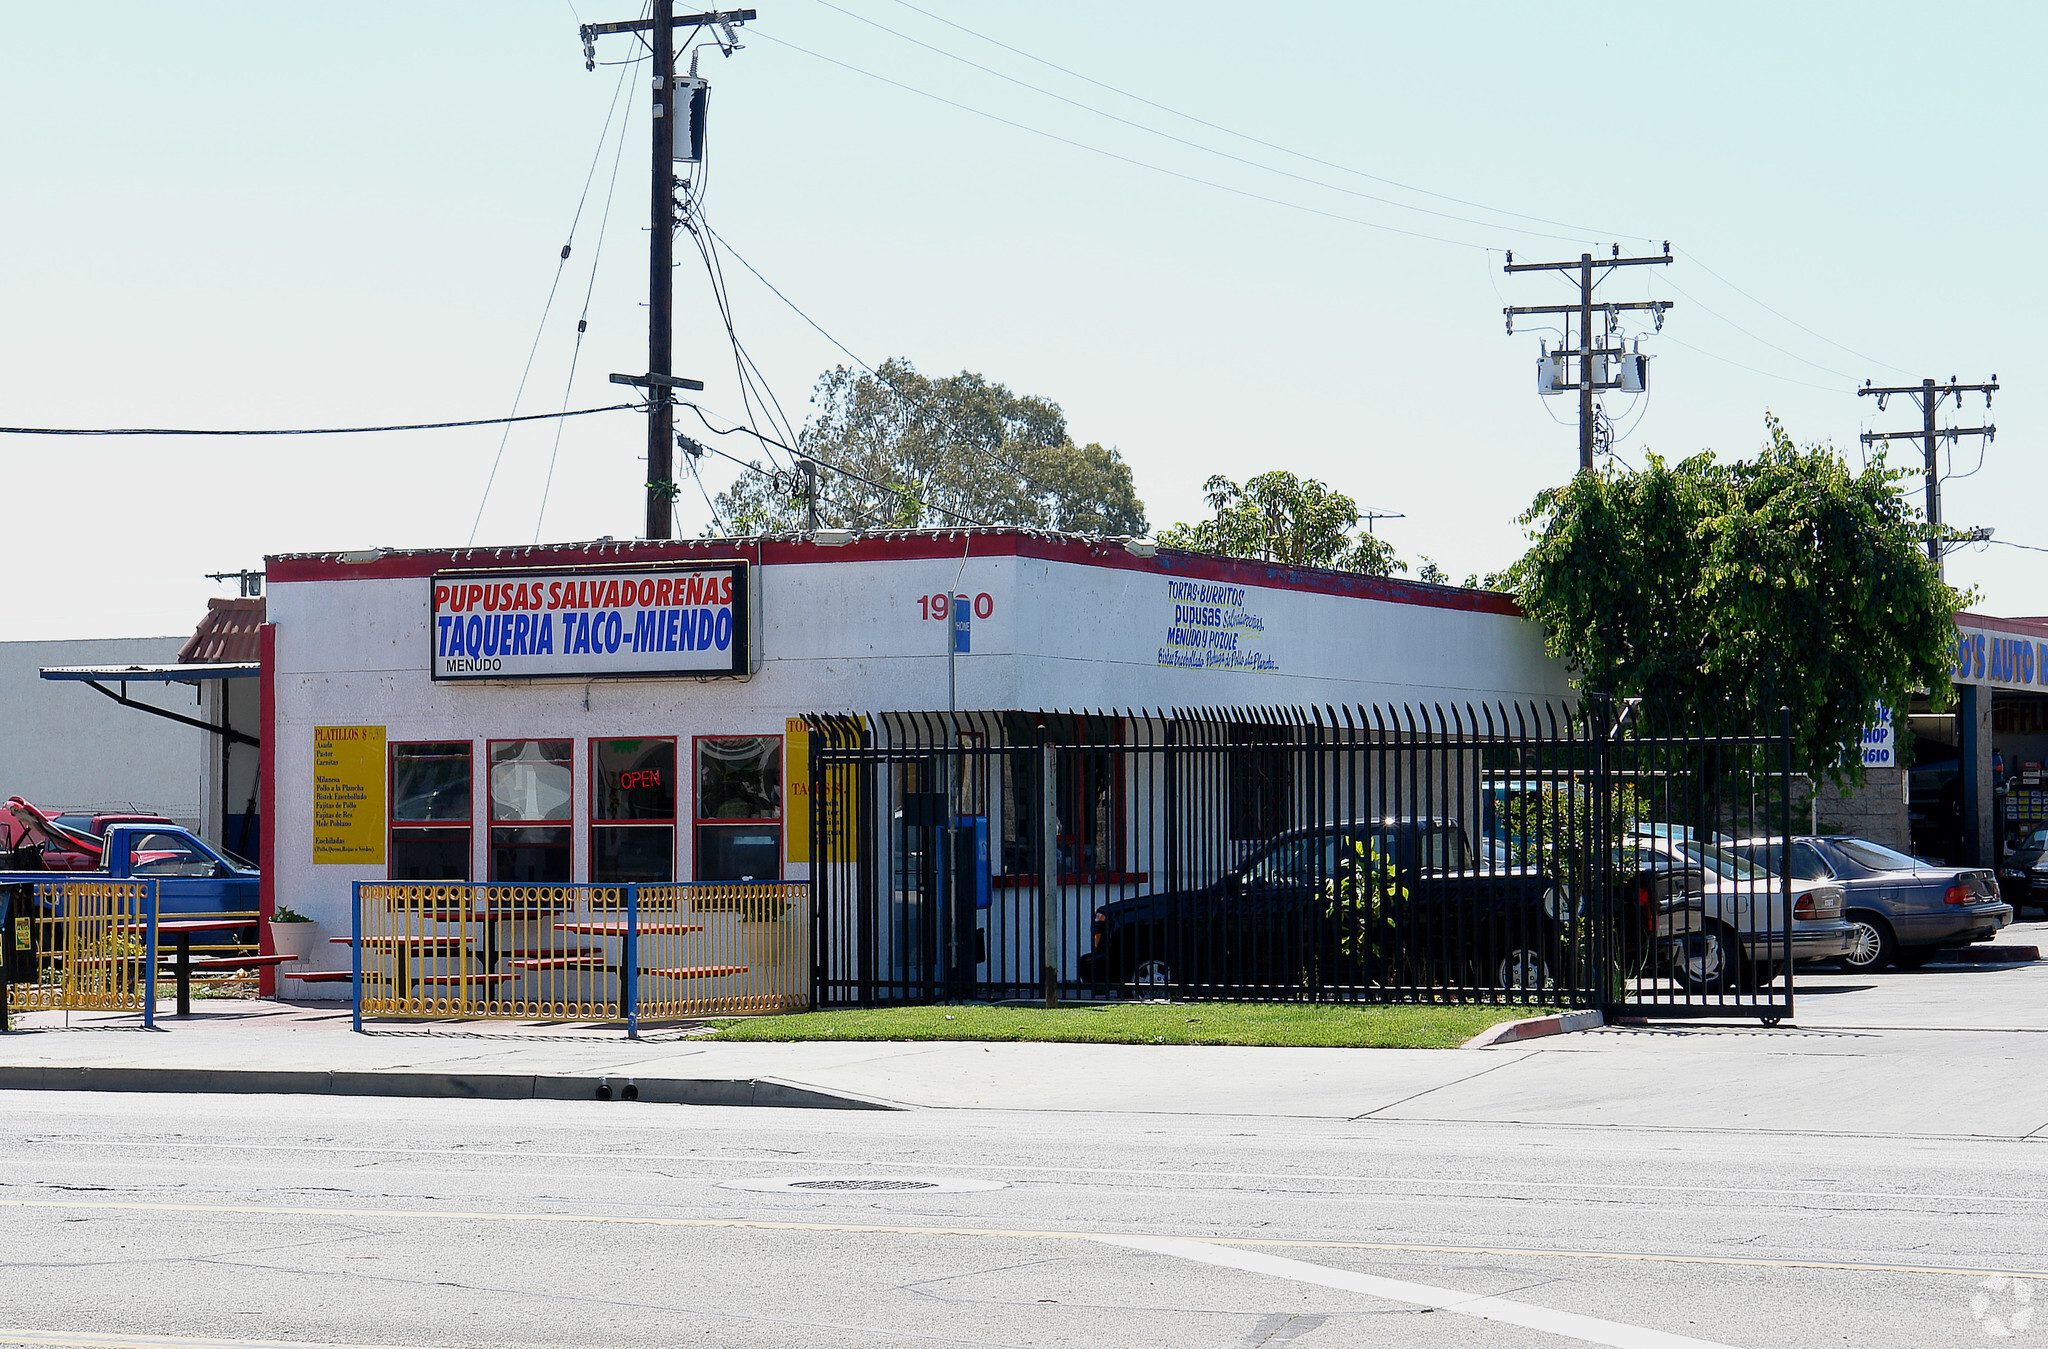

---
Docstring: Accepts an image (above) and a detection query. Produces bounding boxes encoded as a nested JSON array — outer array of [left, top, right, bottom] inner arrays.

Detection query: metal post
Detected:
[[1960, 683, 1987, 866], [1590, 697, 1612, 1012], [646, 0, 677, 540], [0, 888, 11, 1034], [142, 881, 157, 1031], [1780, 705, 1795, 1021], [350, 880, 364, 1034], [1040, 737, 1057, 1008], [625, 883, 640, 1038]]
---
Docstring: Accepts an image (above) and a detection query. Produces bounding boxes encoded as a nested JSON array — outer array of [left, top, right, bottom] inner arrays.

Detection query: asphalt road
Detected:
[[1, 1081, 2043, 1349]]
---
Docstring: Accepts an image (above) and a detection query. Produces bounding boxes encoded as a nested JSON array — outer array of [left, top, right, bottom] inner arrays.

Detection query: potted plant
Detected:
[[269, 904, 318, 961]]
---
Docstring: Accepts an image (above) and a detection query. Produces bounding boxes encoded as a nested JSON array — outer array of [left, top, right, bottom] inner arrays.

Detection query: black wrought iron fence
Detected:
[[803, 700, 1795, 1022]]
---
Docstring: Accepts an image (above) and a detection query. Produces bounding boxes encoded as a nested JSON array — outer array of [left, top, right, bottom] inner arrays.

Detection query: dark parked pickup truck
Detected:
[[1078, 817, 1576, 995]]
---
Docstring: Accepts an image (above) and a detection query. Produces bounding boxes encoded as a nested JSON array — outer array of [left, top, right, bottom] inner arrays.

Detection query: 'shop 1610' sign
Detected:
[[430, 562, 751, 680]]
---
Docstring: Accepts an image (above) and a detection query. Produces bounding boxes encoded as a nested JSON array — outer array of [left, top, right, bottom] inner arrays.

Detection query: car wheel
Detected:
[[1742, 957, 1786, 990], [1673, 924, 1736, 994], [1494, 946, 1552, 992], [1892, 945, 1941, 970], [1836, 911, 1897, 974], [1126, 958, 1175, 997]]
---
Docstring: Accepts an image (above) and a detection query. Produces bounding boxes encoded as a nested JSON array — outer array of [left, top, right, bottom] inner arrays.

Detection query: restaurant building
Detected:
[[258, 528, 1576, 991]]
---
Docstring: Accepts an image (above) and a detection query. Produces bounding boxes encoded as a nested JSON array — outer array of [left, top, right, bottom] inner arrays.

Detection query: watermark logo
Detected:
[[1972, 1276, 2035, 1338]]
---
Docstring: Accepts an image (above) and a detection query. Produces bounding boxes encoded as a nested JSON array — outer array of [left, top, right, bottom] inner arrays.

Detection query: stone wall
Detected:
[[1813, 767, 1909, 849]]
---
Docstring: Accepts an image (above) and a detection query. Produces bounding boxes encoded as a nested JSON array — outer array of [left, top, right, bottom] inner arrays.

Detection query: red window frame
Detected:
[[996, 715, 1136, 884], [486, 738, 574, 884], [589, 736, 677, 883], [387, 739, 473, 881], [692, 733, 785, 882]]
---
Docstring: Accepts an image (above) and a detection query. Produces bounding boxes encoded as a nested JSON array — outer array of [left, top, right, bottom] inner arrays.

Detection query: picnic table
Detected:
[[331, 934, 475, 995], [125, 916, 279, 1017], [551, 920, 717, 1016]]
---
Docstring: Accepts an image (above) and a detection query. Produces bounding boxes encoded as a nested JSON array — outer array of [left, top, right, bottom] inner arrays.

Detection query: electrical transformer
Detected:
[[672, 75, 709, 163]]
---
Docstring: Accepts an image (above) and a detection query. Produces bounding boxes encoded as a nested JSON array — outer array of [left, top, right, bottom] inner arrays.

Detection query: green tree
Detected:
[[1156, 471, 1406, 576], [710, 358, 1147, 536], [1513, 415, 1969, 785]]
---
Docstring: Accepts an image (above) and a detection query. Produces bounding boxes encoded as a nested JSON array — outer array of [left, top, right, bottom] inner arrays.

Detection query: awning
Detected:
[[39, 662, 260, 748], [39, 662, 260, 683]]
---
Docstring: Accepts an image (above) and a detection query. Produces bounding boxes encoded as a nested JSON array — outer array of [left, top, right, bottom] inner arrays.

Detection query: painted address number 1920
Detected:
[[917, 593, 993, 620]]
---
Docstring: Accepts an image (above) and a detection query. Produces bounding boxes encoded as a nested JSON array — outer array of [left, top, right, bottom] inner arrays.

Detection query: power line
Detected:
[[681, 400, 992, 526], [831, 4, 1901, 423], [811, 0, 1597, 246], [1656, 335, 1846, 394], [878, 0, 1648, 244], [538, 53, 643, 543], [1675, 246, 1915, 379], [1659, 278, 1855, 382], [699, 224, 1044, 493], [752, 31, 1498, 252], [706, 225, 877, 377], [0, 405, 642, 437], [471, 58, 641, 545]]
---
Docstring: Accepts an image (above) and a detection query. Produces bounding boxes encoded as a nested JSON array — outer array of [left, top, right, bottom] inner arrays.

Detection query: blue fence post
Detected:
[[142, 880, 157, 1031], [625, 883, 639, 1039], [351, 881, 364, 1034]]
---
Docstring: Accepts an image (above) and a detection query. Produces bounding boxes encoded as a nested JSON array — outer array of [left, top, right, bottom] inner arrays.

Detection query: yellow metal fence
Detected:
[[349, 881, 810, 1029], [2, 879, 157, 1022]]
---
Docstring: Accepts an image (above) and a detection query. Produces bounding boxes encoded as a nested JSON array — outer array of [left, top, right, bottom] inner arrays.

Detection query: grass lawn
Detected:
[[702, 1001, 1558, 1049]]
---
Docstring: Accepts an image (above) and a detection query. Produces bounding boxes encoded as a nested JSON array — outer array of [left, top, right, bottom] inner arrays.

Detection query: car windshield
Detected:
[[1242, 835, 1327, 887], [1418, 827, 1469, 873], [1678, 841, 1767, 881], [1829, 837, 1923, 872], [2023, 828, 2048, 851], [1730, 841, 1830, 880], [127, 832, 220, 878]]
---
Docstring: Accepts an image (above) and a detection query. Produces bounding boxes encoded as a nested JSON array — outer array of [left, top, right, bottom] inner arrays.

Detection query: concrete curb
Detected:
[[1936, 945, 2040, 964], [0, 1065, 902, 1110], [1461, 1009, 1605, 1049]]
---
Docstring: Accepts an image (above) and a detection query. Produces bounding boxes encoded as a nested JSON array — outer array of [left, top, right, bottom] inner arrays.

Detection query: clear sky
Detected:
[[2, 1, 2041, 640]]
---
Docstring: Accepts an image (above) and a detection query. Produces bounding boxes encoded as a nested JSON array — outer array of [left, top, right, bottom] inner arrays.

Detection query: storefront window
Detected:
[[592, 738, 675, 883], [1228, 725, 1293, 841], [390, 741, 471, 880], [489, 739, 571, 883], [998, 715, 1122, 878], [695, 736, 781, 881]]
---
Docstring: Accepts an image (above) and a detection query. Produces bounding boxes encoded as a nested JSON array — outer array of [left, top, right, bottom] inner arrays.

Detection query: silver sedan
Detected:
[[1731, 835, 2012, 973]]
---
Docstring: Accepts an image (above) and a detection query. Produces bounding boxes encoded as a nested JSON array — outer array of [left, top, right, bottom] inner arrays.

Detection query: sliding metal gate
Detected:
[[804, 701, 1795, 1022]]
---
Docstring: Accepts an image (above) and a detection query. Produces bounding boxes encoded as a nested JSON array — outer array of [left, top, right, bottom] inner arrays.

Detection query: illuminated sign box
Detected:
[[430, 561, 750, 681]]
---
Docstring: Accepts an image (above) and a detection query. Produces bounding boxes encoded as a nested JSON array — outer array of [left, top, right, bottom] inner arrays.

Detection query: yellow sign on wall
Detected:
[[313, 725, 386, 864], [786, 717, 859, 863]]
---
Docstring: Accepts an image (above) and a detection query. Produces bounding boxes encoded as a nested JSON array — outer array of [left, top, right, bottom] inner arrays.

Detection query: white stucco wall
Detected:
[[0, 637, 203, 827], [265, 539, 1574, 989]]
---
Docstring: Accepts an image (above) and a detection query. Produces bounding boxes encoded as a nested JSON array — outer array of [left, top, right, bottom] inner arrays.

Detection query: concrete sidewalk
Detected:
[[2, 921, 2043, 1134]]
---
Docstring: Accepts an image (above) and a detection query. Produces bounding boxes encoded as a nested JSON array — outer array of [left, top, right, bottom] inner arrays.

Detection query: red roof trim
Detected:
[[1956, 611, 2048, 638], [266, 531, 1523, 617]]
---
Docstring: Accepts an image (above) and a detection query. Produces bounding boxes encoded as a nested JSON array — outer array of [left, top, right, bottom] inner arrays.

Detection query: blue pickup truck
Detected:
[[2, 799, 259, 921]]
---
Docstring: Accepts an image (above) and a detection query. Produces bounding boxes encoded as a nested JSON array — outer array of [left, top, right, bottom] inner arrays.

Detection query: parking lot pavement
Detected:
[[1790, 914, 2048, 1030]]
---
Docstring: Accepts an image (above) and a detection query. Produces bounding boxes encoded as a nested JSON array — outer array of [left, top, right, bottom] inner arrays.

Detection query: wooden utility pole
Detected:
[[1858, 376, 1998, 573], [1504, 244, 1675, 474], [583, 7, 755, 538], [646, 0, 678, 540]]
